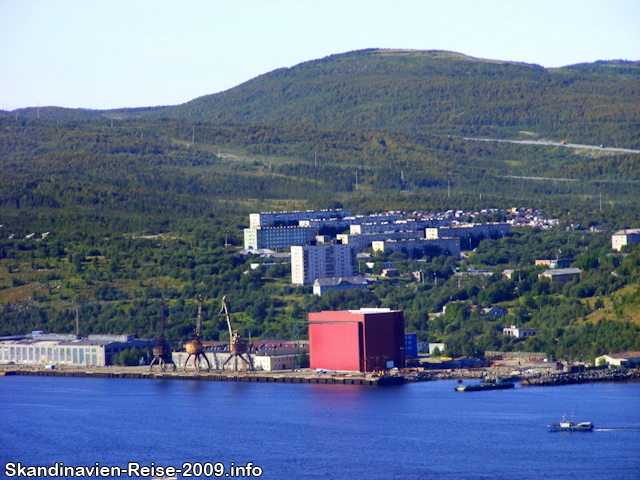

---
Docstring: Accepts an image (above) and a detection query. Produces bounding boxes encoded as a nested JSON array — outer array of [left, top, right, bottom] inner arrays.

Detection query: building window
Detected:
[[29, 348, 34, 361], [73, 349, 78, 364], [54, 349, 59, 362], [79, 349, 84, 364], [92, 354, 97, 365]]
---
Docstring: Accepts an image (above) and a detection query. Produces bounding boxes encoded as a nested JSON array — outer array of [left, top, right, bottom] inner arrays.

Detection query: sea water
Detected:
[[1, 376, 638, 480]]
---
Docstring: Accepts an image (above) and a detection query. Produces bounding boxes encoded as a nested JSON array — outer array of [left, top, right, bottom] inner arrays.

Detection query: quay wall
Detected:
[[0, 368, 384, 386]]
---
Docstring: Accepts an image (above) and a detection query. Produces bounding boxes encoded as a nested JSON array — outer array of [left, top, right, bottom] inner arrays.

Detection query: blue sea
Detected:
[[1, 376, 639, 480]]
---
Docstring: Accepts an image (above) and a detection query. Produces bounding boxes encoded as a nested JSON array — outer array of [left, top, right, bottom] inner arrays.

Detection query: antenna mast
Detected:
[[196, 295, 203, 336]]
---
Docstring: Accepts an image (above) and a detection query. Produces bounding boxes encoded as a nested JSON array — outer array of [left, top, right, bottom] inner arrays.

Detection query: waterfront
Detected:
[[1, 376, 639, 480]]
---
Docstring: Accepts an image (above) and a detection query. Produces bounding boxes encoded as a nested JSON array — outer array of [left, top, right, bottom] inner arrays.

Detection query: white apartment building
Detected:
[[350, 218, 451, 234], [425, 222, 510, 243], [336, 231, 425, 253], [611, 229, 640, 251], [291, 244, 357, 285], [243, 226, 317, 250], [371, 237, 461, 258], [249, 209, 350, 229]]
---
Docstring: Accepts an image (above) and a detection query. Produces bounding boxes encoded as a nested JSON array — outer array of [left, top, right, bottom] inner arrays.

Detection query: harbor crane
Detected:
[[149, 299, 176, 372], [183, 296, 211, 373], [219, 295, 253, 371]]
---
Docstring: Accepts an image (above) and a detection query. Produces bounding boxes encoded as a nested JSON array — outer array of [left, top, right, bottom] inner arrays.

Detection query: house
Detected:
[[595, 351, 640, 368], [381, 268, 399, 278], [482, 306, 508, 319], [535, 258, 573, 268], [502, 325, 539, 338]]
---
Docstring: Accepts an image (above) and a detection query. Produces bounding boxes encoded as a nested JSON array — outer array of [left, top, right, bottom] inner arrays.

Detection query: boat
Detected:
[[455, 378, 514, 392], [548, 414, 593, 432]]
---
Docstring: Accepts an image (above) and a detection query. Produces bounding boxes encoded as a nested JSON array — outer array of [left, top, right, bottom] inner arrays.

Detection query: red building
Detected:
[[309, 308, 405, 372]]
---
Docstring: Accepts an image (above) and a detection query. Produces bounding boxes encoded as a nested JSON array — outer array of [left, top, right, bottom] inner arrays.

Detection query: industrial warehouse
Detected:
[[0, 333, 154, 367]]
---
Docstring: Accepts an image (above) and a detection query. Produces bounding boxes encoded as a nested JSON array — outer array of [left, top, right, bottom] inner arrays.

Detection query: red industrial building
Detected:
[[309, 308, 405, 372]]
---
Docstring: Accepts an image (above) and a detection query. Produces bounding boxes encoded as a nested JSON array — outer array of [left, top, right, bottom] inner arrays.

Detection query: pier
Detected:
[[0, 366, 404, 386]]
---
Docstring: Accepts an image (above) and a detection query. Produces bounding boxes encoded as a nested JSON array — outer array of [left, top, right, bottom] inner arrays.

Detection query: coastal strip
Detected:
[[411, 367, 640, 386], [0, 367, 405, 386]]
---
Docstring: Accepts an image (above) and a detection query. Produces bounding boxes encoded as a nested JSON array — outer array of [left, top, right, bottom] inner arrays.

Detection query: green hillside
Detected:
[[2, 50, 640, 361], [10, 49, 640, 148]]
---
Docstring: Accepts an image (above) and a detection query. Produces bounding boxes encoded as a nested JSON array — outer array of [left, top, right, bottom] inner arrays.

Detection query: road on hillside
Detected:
[[461, 137, 640, 154]]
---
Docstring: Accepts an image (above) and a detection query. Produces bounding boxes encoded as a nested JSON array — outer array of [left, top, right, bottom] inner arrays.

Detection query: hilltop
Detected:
[[9, 49, 640, 148]]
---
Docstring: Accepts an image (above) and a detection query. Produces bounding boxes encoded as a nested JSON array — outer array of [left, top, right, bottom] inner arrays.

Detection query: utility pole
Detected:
[[192, 126, 195, 144], [599, 191, 602, 212]]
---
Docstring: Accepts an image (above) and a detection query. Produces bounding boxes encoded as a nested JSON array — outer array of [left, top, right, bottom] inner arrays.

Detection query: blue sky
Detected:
[[1, 0, 638, 110]]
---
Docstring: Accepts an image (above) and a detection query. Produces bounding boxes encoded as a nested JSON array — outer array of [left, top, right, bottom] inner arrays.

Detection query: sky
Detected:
[[1, 0, 639, 111]]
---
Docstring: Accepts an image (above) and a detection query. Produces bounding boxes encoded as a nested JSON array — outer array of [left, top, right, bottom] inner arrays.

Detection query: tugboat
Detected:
[[548, 414, 594, 432]]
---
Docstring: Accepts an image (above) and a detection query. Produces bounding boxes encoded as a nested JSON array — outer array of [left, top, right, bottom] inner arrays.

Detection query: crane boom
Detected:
[[220, 295, 234, 341]]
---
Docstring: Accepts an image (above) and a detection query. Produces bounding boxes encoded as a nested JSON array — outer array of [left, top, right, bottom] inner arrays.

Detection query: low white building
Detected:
[[595, 351, 640, 368], [428, 342, 446, 355], [253, 354, 297, 371]]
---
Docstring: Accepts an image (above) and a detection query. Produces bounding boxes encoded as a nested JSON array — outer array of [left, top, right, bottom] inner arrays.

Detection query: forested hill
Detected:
[[10, 49, 640, 148]]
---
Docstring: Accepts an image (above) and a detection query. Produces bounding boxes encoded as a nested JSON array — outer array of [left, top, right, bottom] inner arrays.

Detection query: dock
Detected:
[[0, 367, 405, 386]]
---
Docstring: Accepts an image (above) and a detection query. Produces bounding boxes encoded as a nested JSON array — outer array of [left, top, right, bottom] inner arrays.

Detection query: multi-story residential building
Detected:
[[371, 237, 461, 258], [336, 231, 425, 253], [243, 226, 317, 250], [291, 244, 357, 285], [300, 213, 402, 231], [425, 222, 510, 245], [611, 229, 640, 251], [350, 218, 451, 235], [249, 209, 350, 229]]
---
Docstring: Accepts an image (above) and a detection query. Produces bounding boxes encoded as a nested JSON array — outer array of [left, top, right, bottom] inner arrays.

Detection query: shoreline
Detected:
[[2, 364, 638, 387]]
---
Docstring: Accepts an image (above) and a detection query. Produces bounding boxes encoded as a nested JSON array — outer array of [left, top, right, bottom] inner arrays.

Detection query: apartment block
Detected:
[[425, 222, 510, 242], [611, 229, 640, 252], [249, 209, 350, 229], [371, 237, 461, 258], [336, 231, 425, 253], [291, 244, 357, 285], [243, 226, 317, 250]]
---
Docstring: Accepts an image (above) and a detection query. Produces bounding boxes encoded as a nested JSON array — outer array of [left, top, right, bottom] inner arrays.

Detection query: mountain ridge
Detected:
[[6, 49, 640, 147]]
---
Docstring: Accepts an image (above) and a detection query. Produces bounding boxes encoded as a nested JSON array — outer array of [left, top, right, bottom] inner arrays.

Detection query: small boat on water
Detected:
[[455, 378, 514, 392], [548, 414, 593, 432]]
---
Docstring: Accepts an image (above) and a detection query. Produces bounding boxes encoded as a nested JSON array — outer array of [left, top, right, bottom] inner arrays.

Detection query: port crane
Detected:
[[183, 296, 211, 372], [219, 295, 253, 371], [149, 299, 176, 372]]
